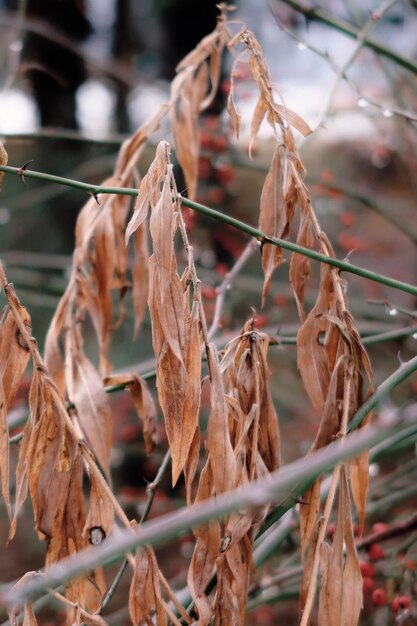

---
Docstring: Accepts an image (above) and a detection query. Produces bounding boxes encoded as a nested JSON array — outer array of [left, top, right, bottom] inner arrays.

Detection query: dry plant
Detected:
[[0, 4, 417, 626]]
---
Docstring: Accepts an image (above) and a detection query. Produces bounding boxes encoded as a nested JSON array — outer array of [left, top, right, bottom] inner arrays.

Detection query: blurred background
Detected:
[[0, 1, 417, 624]]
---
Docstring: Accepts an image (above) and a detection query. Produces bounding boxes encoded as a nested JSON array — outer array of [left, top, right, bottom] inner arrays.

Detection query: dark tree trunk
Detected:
[[22, 0, 91, 128]]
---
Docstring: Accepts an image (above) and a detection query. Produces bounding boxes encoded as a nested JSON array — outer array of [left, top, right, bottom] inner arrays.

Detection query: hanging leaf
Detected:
[[104, 373, 158, 455], [187, 462, 221, 626], [207, 344, 235, 495], [0, 305, 31, 519], [65, 320, 112, 476], [0, 142, 7, 191], [129, 546, 167, 626]]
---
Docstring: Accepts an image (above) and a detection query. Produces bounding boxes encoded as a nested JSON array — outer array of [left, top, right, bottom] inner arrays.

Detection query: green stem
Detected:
[[1, 164, 416, 296], [181, 196, 417, 296], [277, 0, 417, 75], [349, 355, 417, 431]]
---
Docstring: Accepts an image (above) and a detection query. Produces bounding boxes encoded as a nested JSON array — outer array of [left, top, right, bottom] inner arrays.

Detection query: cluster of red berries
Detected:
[[197, 115, 235, 208], [358, 523, 414, 617]]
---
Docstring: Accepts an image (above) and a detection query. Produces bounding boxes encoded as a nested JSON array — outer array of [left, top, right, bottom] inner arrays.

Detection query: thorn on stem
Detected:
[[16, 159, 34, 187]]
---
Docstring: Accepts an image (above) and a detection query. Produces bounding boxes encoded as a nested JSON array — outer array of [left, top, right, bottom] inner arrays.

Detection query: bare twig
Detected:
[[207, 239, 258, 340], [315, 0, 402, 130], [275, 0, 417, 75], [357, 512, 417, 550]]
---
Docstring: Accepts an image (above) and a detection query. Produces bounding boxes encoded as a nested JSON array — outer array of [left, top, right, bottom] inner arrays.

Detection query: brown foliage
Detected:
[[0, 6, 376, 625]]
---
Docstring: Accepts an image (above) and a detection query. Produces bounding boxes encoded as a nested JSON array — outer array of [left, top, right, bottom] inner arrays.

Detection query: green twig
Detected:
[[0, 164, 416, 296], [276, 0, 417, 75]]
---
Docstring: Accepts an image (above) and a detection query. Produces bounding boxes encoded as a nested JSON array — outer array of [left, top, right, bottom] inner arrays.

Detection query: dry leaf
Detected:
[[129, 546, 167, 626], [318, 469, 363, 626], [131, 224, 149, 336], [0, 142, 7, 191], [8, 572, 41, 626], [0, 305, 31, 518], [187, 461, 221, 626], [207, 344, 235, 494], [83, 470, 114, 546], [104, 373, 158, 454], [65, 320, 113, 476], [170, 9, 230, 200]]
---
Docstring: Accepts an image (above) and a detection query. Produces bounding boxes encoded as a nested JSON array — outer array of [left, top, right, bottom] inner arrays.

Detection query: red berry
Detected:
[[359, 561, 376, 578], [339, 210, 356, 227], [372, 588, 387, 607], [118, 423, 139, 443], [363, 577, 374, 595], [337, 232, 366, 253], [326, 522, 336, 539], [406, 560, 416, 571], [198, 156, 212, 179], [255, 313, 268, 328], [211, 136, 228, 152], [368, 543, 385, 561], [273, 293, 289, 308], [204, 115, 220, 131], [215, 262, 228, 277], [202, 285, 217, 300], [214, 164, 235, 186], [320, 169, 335, 183], [200, 131, 212, 151], [220, 78, 231, 95], [371, 522, 389, 534], [391, 595, 411, 613], [208, 187, 226, 205]]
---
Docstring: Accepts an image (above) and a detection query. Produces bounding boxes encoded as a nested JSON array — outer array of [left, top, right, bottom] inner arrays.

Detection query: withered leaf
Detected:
[[129, 546, 167, 626], [187, 461, 221, 626], [104, 373, 158, 454], [8, 572, 41, 626], [299, 480, 321, 562], [0, 305, 31, 518], [131, 223, 149, 337], [172, 298, 201, 484], [83, 470, 114, 546], [273, 102, 312, 137], [259, 146, 285, 304], [65, 321, 112, 476], [207, 344, 235, 494], [318, 469, 363, 626], [297, 265, 333, 415], [289, 213, 314, 322], [25, 370, 72, 542], [171, 14, 229, 200], [0, 142, 7, 191], [340, 468, 363, 626]]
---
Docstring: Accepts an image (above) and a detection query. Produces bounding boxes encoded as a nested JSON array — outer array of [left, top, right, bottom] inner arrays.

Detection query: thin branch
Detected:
[[275, 0, 417, 75], [207, 239, 258, 340], [271, 6, 417, 125], [1, 129, 125, 147], [315, 0, 401, 130], [0, 164, 416, 296], [0, 9, 148, 87], [357, 512, 417, 550], [139, 450, 171, 524], [367, 299, 417, 320]]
